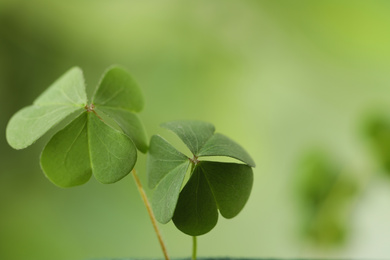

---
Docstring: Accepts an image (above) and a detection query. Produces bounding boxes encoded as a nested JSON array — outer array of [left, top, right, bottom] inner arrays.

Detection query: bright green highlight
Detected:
[[6, 67, 86, 149], [147, 120, 255, 236]]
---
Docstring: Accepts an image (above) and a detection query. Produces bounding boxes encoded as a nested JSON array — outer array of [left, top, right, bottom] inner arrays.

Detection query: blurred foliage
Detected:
[[362, 113, 390, 174], [295, 151, 359, 247]]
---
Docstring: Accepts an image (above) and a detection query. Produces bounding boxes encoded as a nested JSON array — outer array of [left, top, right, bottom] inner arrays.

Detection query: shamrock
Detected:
[[6, 66, 148, 187], [147, 120, 255, 236]]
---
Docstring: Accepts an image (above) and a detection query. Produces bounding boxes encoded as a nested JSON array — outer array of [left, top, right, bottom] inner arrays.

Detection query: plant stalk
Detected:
[[192, 236, 197, 260], [131, 169, 170, 260]]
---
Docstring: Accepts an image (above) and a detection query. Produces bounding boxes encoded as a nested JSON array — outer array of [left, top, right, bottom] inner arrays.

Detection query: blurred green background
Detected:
[[2, 0, 390, 259]]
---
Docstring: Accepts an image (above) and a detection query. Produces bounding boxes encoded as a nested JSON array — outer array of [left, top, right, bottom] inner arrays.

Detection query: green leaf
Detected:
[[98, 107, 148, 153], [8, 66, 144, 188], [172, 166, 218, 236], [88, 112, 137, 184], [6, 106, 83, 150], [148, 120, 256, 235], [198, 133, 256, 167], [151, 162, 190, 224], [34, 67, 87, 106], [200, 161, 253, 218], [93, 67, 144, 112], [147, 135, 190, 223], [171, 161, 253, 235], [6, 67, 86, 149], [41, 112, 92, 188], [161, 120, 215, 155], [147, 135, 189, 189], [92, 67, 148, 154], [41, 112, 138, 187]]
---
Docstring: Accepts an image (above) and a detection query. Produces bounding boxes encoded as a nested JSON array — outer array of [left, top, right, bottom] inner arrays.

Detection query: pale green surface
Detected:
[[41, 112, 91, 187], [34, 67, 87, 106], [6, 105, 82, 149], [6, 67, 86, 149], [198, 133, 256, 167], [88, 112, 137, 184], [161, 121, 215, 155]]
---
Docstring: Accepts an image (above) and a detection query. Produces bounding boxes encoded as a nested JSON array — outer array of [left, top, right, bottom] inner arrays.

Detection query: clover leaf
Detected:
[[6, 67, 87, 150], [147, 120, 255, 236], [6, 66, 148, 187]]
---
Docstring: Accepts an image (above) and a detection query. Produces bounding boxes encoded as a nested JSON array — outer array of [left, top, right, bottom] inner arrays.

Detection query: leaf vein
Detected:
[[60, 88, 77, 104], [63, 121, 87, 166], [97, 87, 124, 105]]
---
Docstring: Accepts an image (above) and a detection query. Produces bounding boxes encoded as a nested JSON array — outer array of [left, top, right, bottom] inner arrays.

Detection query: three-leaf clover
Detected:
[[147, 121, 255, 236], [6, 66, 148, 187]]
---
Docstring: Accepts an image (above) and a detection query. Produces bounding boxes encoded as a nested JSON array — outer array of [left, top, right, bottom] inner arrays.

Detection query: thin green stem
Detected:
[[192, 236, 197, 260], [131, 169, 170, 260]]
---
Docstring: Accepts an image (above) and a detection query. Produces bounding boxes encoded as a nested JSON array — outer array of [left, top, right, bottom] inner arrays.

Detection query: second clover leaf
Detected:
[[147, 120, 255, 236]]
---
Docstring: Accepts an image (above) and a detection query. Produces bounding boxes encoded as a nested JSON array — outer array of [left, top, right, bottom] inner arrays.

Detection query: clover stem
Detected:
[[131, 169, 170, 260], [192, 236, 197, 260]]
